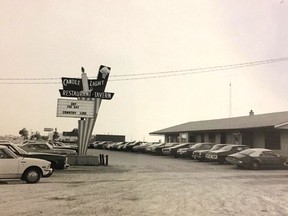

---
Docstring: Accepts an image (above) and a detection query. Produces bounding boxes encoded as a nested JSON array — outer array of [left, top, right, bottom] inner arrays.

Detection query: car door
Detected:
[[260, 151, 282, 168], [0, 149, 20, 179]]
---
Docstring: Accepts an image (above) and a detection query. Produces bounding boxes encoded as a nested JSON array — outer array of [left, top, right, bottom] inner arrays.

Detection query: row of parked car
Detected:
[[0, 140, 77, 184], [89, 141, 288, 170]]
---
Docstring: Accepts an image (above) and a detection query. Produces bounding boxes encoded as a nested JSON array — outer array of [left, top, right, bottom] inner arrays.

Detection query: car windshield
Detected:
[[220, 145, 234, 151], [210, 144, 226, 151], [4, 148, 19, 158], [165, 143, 176, 147], [191, 143, 203, 149], [13, 144, 28, 154], [46, 143, 54, 149], [174, 143, 189, 148]]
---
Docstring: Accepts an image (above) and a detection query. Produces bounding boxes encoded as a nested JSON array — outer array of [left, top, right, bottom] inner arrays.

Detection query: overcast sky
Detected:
[[0, 0, 288, 142]]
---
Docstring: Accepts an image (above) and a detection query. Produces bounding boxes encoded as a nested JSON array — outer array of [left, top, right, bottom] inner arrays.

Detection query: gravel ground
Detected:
[[1, 149, 288, 216]]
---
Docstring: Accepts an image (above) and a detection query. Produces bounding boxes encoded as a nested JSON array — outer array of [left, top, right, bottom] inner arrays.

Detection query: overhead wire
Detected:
[[0, 57, 287, 84]]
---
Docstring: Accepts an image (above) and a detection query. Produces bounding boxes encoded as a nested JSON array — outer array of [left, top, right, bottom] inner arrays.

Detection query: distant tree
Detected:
[[30, 132, 41, 140], [71, 128, 78, 136], [53, 131, 60, 140], [19, 128, 29, 140]]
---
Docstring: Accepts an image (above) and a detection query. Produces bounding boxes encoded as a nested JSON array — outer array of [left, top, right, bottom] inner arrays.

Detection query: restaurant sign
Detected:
[[59, 89, 114, 99]]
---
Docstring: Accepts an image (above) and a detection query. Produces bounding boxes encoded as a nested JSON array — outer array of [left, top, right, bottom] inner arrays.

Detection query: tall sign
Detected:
[[57, 65, 114, 155]]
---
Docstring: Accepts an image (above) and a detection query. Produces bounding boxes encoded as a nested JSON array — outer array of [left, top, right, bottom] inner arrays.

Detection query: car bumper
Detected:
[[64, 164, 70, 169], [43, 168, 53, 177], [193, 154, 205, 160], [177, 152, 188, 157]]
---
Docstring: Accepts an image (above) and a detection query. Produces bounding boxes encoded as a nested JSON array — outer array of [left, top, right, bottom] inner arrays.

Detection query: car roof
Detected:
[[246, 148, 272, 152]]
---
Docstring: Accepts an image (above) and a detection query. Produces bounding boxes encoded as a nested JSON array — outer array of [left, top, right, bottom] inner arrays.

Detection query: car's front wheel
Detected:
[[250, 161, 261, 170], [23, 168, 41, 183]]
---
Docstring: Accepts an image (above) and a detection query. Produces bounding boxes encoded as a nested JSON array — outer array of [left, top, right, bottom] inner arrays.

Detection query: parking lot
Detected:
[[1, 149, 288, 216]]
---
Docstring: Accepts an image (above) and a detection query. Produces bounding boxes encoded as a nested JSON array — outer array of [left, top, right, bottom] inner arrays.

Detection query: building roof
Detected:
[[150, 111, 288, 135]]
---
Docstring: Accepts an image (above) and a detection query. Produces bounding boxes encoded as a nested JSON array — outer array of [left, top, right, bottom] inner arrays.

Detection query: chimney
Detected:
[[249, 110, 254, 116]]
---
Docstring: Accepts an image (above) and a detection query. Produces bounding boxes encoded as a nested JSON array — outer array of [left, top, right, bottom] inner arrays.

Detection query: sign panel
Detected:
[[44, 128, 53, 132], [57, 99, 95, 118], [61, 65, 111, 92], [59, 90, 114, 99]]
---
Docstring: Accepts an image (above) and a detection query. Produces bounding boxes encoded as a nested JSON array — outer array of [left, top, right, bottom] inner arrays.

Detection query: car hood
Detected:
[[208, 149, 227, 154], [194, 150, 209, 153], [178, 148, 189, 151]]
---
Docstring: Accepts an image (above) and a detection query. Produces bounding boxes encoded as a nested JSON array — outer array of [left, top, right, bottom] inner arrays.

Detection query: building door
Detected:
[[220, 133, 226, 144], [242, 131, 254, 147]]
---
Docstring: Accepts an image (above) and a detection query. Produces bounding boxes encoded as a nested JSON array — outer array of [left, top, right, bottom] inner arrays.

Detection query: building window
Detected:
[[220, 133, 226, 144], [189, 135, 196, 142], [208, 134, 215, 143], [265, 131, 280, 150], [201, 134, 204, 142], [180, 134, 187, 143]]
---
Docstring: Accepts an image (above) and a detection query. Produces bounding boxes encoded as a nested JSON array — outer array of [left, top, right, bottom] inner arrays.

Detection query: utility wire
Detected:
[[0, 57, 287, 84]]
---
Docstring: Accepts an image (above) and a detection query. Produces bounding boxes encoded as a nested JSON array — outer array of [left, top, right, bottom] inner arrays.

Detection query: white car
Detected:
[[0, 146, 52, 183]]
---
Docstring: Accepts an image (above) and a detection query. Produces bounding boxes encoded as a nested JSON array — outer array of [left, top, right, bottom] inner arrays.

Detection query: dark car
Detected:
[[147, 143, 166, 154], [226, 148, 288, 170], [192, 144, 228, 161], [0, 142, 69, 174], [124, 141, 143, 152], [154, 143, 178, 155], [184, 143, 215, 158], [205, 144, 249, 164], [132, 142, 156, 153], [162, 143, 195, 157]]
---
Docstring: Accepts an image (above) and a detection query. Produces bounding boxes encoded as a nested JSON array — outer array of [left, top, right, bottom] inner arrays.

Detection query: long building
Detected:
[[150, 110, 288, 155]]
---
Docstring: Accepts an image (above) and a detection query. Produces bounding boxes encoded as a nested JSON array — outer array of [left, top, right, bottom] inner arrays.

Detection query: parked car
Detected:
[[132, 142, 150, 153], [192, 144, 228, 161], [0, 142, 69, 174], [0, 146, 52, 183], [111, 142, 126, 151], [162, 143, 195, 157], [205, 144, 249, 164], [20, 142, 77, 155], [50, 141, 78, 153], [184, 143, 215, 158], [123, 141, 143, 152], [154, 143, 178, 155], [146, 143, 165, 154], [226, 148, 288, 170]]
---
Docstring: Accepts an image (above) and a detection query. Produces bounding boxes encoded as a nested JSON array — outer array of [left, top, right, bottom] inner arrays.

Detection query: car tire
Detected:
[[251, 161, 261, 170], [218, 160, 225, 164], [23, 168, 41, 183], [236, 164, 244, 169]]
